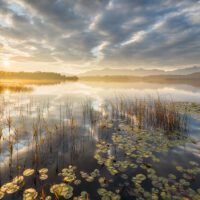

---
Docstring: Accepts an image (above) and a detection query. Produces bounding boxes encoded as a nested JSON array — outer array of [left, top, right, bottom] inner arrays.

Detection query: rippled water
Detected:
[[0, 81, 200, 199]]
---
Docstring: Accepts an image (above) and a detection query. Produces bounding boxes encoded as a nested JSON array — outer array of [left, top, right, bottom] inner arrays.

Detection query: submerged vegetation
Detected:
[[0, 94, 199, 199]]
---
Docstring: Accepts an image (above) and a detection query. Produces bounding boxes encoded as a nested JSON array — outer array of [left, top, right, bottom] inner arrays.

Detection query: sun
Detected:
[[2, 58, 10, 68]]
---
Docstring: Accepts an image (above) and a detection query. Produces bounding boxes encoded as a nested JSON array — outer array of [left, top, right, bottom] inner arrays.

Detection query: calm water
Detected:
[[1, 81, 200, 199]]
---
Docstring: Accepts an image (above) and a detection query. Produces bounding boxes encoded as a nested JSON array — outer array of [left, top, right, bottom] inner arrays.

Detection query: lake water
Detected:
[[0, 81, 200, 200], [30, 81, 200, 102]]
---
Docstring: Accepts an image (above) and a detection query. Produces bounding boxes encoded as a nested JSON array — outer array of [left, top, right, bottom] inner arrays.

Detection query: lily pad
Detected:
[[23, 188, 38, 200], [23, 169, 35, 177]]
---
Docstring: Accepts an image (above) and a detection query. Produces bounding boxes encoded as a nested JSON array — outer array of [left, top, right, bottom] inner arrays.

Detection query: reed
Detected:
[[109, 96, 188, 134], [81, 99, 101, 127]]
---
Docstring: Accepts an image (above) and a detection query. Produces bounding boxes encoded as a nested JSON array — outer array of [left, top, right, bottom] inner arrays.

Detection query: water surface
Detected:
[[0, 81, 200, 200]]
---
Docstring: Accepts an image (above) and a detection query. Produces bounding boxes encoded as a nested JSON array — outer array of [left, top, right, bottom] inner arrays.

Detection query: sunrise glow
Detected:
[[2, 58, 10, 68]]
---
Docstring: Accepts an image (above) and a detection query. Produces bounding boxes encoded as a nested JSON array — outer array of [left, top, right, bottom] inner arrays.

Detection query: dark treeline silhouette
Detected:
[[0, 71, 78, 81]]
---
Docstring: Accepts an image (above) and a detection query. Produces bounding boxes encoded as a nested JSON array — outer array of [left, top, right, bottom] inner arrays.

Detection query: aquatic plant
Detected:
[[108, 96, 188, 134], [39, 168, 48, 180], [73, 191, 90, 200], [0, 95, 199, 200], [59, 165, 76, 183], [23, 188, 38, 200], [97, 188, 120, 200], [94, 121, 200, 200], [23, 169, 35, 177], [50, 183, 73, 199]]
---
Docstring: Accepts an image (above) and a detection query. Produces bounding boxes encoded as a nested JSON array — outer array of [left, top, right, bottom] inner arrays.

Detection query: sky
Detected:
[[0, 0, 200, 74]]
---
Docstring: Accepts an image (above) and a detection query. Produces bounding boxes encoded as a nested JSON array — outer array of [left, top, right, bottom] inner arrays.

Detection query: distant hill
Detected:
[[79, 72, 200, 88], [147, 72, 200, 81], [79, 68, 165, 77], [186, 72, 200, 78], [167, 66, 200, 75], [79, 66, 200, 77]]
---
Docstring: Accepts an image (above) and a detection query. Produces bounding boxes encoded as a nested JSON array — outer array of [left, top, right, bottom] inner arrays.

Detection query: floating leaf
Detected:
[[23, 169, 35, 177], [39, 174, 48, 181], [23, 188, 38, 200], [39, 168, 48, 174], [12, 176, 24, 185], [45, 196, 52, 200]]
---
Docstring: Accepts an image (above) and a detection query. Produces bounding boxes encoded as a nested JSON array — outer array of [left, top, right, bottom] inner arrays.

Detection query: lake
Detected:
[[0, 81, 200, 200]]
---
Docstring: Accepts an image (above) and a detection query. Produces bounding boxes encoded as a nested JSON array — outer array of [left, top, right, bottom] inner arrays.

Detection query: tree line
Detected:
[[0, 71, 78, 81]]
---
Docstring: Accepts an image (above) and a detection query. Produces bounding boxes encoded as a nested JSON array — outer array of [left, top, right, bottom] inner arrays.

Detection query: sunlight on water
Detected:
[[31, 82, 200, 103]]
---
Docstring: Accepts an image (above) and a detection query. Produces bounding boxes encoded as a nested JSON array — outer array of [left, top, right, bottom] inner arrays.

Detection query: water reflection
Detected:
[[0, 83, 32, 94], [31, 81, 200, 103], [0, 82, 200, 199], [1, 81, 200, 169]]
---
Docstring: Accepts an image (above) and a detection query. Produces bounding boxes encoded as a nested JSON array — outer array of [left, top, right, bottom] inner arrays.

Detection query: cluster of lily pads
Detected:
[[0, 168, 36, 199], [59, 166, 77, 184], [97, 188, 120, 200], [175, 102, 200, 116], [23, 188, 38, 200], [0, 176, 24, 199], [73, 191, 90, 200], [80, 169, 100, 182], [1, 116, 200, 199], [50, 183, 73, 199], [39, 168, 48, 180], [94, 121, 200, 199]]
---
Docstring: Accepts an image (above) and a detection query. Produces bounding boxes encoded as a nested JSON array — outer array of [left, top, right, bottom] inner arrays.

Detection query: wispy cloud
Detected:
[[0, 0, 199, 72]]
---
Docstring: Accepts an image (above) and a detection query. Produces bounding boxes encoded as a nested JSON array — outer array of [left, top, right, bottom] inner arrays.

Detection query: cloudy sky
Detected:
[[0, 0, 200, 74]]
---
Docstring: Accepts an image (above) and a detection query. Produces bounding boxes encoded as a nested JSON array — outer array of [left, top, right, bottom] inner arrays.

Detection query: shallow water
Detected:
[[0, 81, 200, 200]]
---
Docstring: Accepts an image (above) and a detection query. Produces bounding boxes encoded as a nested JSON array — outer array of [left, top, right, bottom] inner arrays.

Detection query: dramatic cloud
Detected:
[[0, 0, 200, 73]]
